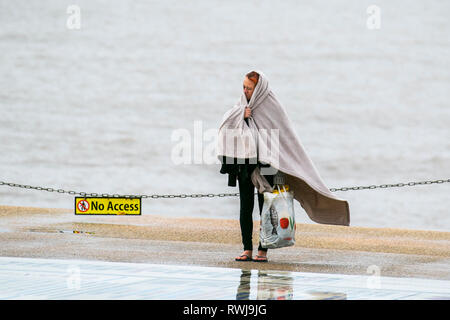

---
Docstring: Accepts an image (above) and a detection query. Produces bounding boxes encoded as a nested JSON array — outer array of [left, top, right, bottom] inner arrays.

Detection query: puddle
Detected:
[[58, 230, 95, 235], [27, 229, 95, 235], [0, 257, 449, 300]]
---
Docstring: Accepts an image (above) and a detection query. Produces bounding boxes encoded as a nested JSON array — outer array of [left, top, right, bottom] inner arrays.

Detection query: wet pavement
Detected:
[[1, 257, 449, 300], [1, 206, 450, 300]]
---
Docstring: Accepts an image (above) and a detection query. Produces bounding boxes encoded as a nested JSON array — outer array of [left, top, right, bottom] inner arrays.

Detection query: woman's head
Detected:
[[243, 71, 259, 102]]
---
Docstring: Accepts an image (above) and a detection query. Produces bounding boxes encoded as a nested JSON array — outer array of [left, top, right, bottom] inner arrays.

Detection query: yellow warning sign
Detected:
[[75, 197, 141, 215]]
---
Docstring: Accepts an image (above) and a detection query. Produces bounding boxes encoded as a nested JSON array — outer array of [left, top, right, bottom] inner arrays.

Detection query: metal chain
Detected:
[[328, 178, 450, 192], [0, 180, 239, 199], [1, 178, 449, 199]]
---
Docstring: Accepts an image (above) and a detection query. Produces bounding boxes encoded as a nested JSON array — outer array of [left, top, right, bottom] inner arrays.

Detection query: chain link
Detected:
[[1, 178, 449, 199]]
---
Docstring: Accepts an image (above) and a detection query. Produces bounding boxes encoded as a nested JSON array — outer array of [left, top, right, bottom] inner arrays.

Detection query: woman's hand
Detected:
[[244, 107, 252, 119]]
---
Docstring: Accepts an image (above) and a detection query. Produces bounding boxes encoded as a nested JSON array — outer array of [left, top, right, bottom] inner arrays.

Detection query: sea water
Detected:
[[1, 0, 449, 231]]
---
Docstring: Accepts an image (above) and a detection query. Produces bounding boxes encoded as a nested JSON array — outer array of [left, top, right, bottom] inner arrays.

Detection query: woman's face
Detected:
[[243, 77, 255, 102]]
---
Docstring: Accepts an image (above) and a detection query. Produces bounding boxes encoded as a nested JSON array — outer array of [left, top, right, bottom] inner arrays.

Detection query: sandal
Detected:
[[253, 255, 268, 262], [235, 254, 253, 262]]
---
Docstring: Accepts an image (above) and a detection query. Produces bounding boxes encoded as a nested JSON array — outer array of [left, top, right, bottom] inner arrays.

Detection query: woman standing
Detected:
[[217, 70, 350, 263], [236, 72, 273, 262], [219, 71, 273, 262]]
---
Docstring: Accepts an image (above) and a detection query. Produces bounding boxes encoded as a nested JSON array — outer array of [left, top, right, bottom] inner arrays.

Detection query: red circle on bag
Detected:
[[280, 218, 289, 229]]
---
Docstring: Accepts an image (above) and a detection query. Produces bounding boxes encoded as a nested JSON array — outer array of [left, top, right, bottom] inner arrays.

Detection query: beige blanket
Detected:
[[216, 71, 350, 226]]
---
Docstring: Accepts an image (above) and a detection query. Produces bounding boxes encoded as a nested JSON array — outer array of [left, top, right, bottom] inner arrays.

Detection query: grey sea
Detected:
[[1, 0, 449, 231]]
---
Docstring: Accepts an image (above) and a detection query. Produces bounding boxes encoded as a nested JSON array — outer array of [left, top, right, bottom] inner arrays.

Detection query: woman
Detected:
[[219, 71, 272, 262], [236, 71, 273, 262], [217, 70, 350, 263]]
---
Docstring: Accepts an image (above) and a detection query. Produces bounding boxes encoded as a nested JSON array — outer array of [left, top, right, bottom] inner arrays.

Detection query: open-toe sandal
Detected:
[[253, 255, 268, 262], [235, 254, 253, 262]]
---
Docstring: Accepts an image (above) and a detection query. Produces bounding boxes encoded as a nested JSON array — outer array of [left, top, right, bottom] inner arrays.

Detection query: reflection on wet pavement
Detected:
[[0, 257, 448, 300], [237, 270, 345, 300]]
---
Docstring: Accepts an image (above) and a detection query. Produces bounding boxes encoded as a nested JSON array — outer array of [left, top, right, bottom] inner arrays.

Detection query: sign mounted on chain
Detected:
[[75, 197, 141, 215]]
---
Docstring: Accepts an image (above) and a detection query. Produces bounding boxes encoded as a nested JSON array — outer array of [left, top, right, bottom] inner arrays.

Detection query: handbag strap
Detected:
[[276, 184, 288, 200]]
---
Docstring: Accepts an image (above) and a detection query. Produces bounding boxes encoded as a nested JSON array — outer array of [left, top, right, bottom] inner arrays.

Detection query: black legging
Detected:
[[238, 164, 274, 252]]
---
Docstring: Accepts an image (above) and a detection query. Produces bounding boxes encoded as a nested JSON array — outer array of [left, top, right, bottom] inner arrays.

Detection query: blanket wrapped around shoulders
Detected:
[[216, 71, 350, 226]]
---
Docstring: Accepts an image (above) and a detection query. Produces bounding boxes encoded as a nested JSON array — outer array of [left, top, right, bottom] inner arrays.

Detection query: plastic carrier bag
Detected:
[[260, 185, 296, 249]]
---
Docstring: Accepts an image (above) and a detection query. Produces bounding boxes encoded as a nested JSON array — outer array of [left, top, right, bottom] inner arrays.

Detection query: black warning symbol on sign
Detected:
[[77, 199, 89, 212]]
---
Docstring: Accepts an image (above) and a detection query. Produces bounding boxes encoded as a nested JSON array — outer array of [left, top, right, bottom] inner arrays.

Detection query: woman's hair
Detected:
[[245, 71, 259, 86]]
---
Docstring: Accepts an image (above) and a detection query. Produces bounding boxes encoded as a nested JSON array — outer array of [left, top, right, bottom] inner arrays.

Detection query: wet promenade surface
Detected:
[[0, 257, 449, 300], [1, 206, 449, 300]]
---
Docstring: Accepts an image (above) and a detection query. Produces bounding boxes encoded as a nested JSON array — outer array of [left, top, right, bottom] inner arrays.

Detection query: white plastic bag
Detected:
[[260, 185, 296, 249]]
